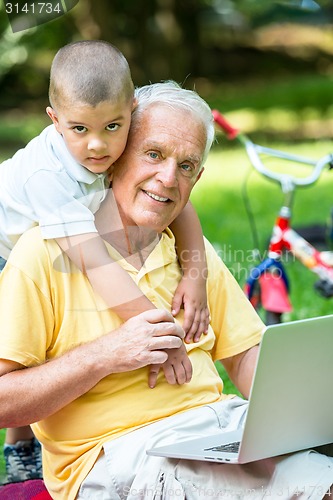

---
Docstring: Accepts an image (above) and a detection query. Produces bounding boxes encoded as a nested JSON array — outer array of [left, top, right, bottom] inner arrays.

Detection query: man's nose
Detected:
[[156, 160, 178, 187], [87, 136, 107, 152]]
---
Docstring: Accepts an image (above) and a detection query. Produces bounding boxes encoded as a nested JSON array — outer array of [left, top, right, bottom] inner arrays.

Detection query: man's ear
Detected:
[[131, 97, 138, 112], [46, 106, 61, 134], [194, 166, 205, 185]]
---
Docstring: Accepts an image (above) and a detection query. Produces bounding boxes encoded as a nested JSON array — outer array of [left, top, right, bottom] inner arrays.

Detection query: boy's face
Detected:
[[46, 99, 135, 174]]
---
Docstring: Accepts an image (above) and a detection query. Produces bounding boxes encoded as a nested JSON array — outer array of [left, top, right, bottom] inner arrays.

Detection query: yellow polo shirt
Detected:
[[0, 227, 264, 499]]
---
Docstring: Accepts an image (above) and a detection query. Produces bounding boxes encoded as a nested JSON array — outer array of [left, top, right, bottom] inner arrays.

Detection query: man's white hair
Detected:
[[133, 81, 215, 165]]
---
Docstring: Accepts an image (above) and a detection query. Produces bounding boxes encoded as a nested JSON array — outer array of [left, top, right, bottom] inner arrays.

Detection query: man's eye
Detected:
[[73, 126, 87, 134], [180, 163, 193, 173], [148, 151, 159, 159], [106, 123, 120, 131]]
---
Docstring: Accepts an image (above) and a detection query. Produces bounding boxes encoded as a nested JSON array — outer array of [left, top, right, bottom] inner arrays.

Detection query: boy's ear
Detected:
[[46, 106, 61, 133]]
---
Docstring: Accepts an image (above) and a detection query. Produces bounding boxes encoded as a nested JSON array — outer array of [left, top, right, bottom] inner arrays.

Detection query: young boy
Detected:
[[0, 40, 209, 482]]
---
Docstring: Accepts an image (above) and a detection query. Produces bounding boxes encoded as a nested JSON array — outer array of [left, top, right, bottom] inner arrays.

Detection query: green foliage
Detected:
[[0, 113, 49, 152], [210, 73, 333, 115], [1, 1, 333, 112]]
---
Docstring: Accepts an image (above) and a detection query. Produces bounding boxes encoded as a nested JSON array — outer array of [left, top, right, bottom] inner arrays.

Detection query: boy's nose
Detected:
[[87, 136, 107, 152]]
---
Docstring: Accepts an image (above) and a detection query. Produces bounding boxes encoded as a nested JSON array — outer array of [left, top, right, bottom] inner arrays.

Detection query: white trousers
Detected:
[[77, 398, 333, 499]]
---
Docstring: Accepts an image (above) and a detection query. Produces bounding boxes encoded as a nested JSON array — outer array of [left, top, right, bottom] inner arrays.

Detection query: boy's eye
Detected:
[[106, 123, 120, 131], [73, 126, 87, 134]]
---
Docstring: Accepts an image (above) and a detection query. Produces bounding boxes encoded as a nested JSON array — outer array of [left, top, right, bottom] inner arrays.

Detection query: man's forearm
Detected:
[[221, 345, 259, 399], [0, 337, 110, 427], [0, 310, 184, 427]]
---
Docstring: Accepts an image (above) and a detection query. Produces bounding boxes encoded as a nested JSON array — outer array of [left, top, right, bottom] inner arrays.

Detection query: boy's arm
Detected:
[[148, 342, 192, 389], [56, 233, 192, 386], [56, 233, 155, 318], [169, 201, 210, 343]]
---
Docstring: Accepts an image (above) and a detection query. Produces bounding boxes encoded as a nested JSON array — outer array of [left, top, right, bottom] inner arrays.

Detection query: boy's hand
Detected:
[[148, 343, 192, 388], [171, 276, 210, 343]]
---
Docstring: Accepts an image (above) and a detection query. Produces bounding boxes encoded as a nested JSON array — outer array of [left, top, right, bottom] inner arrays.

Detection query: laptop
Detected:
[[146, 315, 333, 464]]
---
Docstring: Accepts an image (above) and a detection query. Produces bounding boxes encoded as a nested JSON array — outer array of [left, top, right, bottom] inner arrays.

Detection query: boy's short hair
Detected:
[[49, 40, 134, 110]]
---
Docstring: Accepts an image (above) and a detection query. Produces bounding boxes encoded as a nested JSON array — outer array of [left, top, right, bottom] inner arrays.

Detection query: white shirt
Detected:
[[0, 125, 108, 259]]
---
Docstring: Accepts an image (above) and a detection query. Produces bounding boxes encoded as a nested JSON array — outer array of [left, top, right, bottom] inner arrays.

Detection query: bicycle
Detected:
[[212, 109, 333, 324]]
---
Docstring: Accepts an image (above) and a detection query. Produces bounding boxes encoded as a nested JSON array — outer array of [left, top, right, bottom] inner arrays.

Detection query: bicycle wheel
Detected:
[[265, 310, 283, 325]]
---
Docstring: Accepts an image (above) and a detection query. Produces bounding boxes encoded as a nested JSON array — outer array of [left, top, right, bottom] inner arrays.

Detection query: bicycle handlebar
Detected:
[[212, 109, 333, 190], [211, 110, 239, 139]]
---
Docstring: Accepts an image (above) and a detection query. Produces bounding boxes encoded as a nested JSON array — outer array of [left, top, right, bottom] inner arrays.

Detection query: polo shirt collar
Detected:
[[105, 227, 177, 279]]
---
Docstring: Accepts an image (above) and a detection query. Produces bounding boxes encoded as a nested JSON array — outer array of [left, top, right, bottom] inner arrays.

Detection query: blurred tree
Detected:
[[82, 0, 203, 83], [0, 0, 333, 140]]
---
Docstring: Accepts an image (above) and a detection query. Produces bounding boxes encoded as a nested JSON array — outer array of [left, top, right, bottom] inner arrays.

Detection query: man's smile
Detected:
[[143, 190, 170, 203]]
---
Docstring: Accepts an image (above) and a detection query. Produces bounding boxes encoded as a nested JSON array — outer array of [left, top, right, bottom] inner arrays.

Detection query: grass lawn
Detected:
[[0, 138, 332, 480]]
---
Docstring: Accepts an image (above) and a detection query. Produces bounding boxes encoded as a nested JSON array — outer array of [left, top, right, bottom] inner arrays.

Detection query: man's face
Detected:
[[46, 99, 134, 174], [111, 104, 206, 232]]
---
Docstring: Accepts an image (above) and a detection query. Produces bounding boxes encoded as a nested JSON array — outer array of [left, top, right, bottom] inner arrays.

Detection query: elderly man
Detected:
[[0, 82, 332, 500]]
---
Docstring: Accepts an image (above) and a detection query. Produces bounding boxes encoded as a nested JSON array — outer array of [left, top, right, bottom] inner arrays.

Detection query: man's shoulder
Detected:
[[204, 238, 226, 269], [10, 226, 55, 264], [18, 225, 43, 242], [203, 237, 241, 292], [8, 227, 69, 287]]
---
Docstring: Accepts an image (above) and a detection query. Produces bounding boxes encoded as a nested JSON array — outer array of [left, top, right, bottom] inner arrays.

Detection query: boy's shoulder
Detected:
[[5, 124, 93, 183], [3, 125, 62, 175]]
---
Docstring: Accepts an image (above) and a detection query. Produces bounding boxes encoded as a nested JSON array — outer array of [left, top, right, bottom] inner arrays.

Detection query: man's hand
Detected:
[[103, 309, 185, 373], [148, 342, 192, 388]]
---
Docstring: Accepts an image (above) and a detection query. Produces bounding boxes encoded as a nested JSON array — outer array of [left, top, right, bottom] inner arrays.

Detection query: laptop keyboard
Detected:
[[205, 441, 240, 453]]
